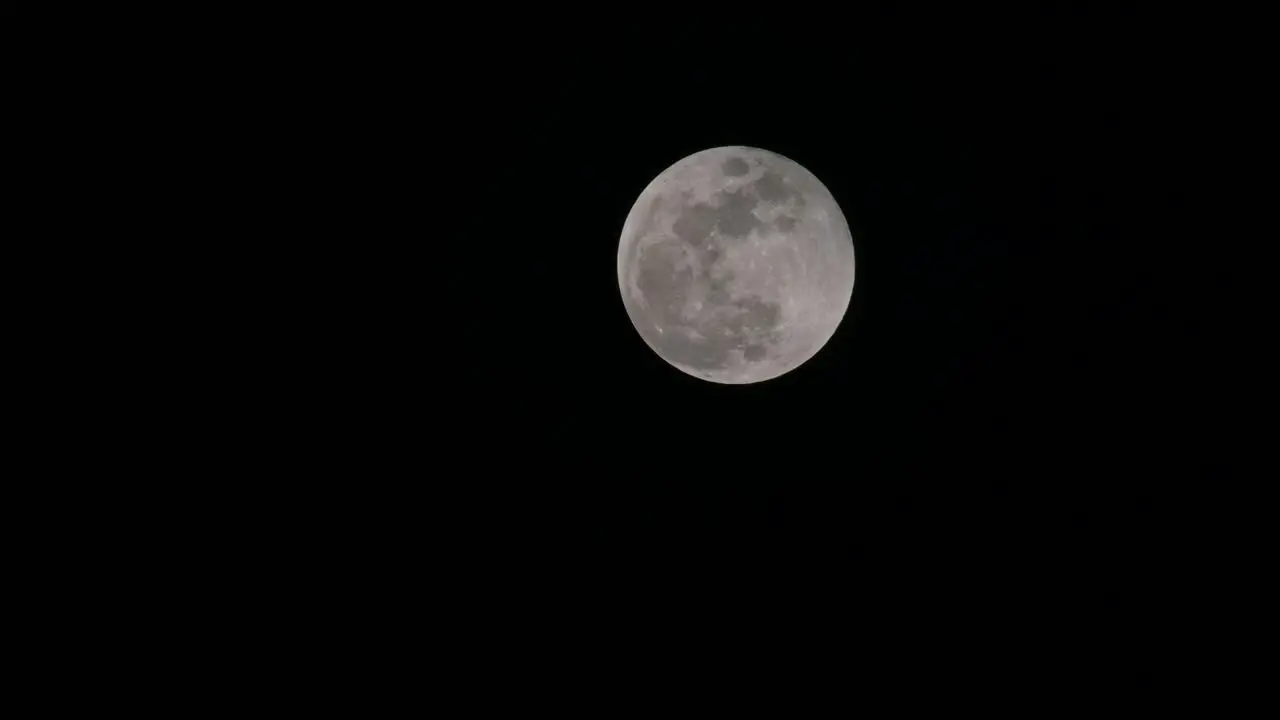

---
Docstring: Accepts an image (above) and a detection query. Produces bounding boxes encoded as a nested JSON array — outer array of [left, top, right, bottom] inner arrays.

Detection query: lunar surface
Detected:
[[617, 146, 856, 384]]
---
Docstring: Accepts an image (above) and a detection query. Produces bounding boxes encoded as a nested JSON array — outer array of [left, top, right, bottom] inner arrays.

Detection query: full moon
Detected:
[[617, 146, 856, 384]]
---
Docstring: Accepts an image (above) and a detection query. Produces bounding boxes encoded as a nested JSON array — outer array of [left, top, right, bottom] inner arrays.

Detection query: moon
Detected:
[[617, 146, 856, 384]]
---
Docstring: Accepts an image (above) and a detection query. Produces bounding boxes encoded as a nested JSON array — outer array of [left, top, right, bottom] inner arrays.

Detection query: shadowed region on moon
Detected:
[[619, 146, 855, 384]]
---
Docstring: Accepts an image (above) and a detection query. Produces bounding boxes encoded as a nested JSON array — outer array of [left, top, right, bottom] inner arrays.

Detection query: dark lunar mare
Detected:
[[753, 169, 801, 204], [715, 189, 763, 237], [722, 157, 750, 177]]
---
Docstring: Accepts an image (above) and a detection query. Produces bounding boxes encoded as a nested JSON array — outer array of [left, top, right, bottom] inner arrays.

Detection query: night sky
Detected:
[[200, 6, 1222, 693]]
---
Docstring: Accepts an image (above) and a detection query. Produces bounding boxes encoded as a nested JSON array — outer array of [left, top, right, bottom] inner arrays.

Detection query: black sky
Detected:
[[427, 15, 1207, 545], [193, 6, 1224, 691], [0, 4, 1246, 707]]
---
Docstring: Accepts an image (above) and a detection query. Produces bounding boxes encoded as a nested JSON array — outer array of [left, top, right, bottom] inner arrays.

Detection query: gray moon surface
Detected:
[[617, 146, 856, 384]]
